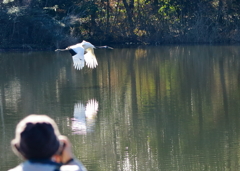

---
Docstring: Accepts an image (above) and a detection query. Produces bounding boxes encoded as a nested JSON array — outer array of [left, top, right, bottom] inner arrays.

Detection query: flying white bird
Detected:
[[55, 40, 113, 70]]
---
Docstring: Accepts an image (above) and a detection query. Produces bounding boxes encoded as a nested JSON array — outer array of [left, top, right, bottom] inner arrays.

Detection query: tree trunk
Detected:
[[217, 0, 225, 24], [122, 0, 135, 36]]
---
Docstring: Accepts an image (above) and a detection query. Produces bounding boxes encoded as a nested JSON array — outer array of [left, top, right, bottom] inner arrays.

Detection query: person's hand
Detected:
[[54, 135, 74, 164]]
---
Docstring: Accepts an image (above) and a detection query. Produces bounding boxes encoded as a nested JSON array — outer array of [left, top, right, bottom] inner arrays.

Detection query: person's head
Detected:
[[11, 114, 63, 160]]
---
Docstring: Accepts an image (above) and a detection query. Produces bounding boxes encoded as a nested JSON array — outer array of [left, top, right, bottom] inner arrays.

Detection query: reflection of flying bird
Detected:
[[71, 99, 99, 135], [55, 40, 113, 70], [85, 99, 99, 118]]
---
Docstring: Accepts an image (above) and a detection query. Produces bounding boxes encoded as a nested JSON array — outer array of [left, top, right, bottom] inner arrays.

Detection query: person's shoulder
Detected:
[[60, 165, 82, 171], [60, 159, 87, 171], [8, 164, 23, 171]]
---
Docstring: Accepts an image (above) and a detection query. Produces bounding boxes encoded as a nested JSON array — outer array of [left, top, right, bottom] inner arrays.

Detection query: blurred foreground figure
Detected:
[[9, 114, 87, 171]]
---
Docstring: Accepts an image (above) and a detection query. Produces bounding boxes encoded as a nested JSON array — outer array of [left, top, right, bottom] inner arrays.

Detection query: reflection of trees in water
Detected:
[[2, 47, 240, 170], [0, 52, 68, 116], [0, 90, 6, 157], [91, 46, 240, 170], [0, 51, 99, 114]]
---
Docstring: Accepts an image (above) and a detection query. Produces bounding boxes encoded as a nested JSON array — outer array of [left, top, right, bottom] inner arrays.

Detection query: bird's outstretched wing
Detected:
[[84, 48, 98, 69], [65, 44, 85, 70], [72, 53, 84, 70]]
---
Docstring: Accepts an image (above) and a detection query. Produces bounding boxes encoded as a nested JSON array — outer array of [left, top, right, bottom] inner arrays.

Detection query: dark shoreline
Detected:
[[1, 42, 240, 52]]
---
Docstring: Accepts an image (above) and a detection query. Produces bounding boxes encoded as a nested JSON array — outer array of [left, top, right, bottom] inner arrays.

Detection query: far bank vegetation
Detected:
[[1, 0, 240, 49]]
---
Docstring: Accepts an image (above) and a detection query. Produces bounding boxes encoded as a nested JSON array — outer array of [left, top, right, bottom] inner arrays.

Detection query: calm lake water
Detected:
[[1, 45, 240, 170]]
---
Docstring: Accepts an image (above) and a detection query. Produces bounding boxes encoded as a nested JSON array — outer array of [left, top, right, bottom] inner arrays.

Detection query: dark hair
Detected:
[[11, 115, 61, 159]]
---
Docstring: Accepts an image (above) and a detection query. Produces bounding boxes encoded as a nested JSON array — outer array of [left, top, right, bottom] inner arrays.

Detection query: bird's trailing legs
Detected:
[[55, 48, 68, 52], [95, 46, 114, 49]]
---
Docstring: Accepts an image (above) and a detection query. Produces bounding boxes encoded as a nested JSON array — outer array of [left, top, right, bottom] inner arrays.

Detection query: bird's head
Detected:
[[81, 40, 95, 50]]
